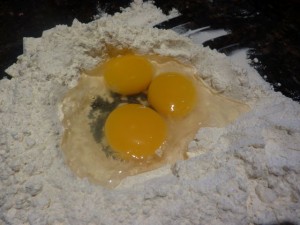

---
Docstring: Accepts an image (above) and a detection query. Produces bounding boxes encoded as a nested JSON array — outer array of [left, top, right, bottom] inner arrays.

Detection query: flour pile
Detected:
[[1, 1, 300, 224]]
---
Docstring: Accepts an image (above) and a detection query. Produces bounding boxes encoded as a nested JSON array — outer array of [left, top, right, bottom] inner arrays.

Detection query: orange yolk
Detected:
[[104, 104, 167, 160], [103, 55, 154, 95], [148, 72, 197, 118]]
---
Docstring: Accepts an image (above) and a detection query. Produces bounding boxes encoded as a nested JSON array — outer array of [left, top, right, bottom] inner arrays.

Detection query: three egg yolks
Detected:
[[103, 55, 197, 161], [104, 104, 167, 160], [103, 54, 153, 95]]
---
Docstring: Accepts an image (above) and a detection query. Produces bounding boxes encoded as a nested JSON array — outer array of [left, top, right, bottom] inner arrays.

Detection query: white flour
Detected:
[[1, 1, 300, 224]]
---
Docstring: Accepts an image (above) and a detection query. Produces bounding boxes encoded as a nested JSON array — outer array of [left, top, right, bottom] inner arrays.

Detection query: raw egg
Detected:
[[104, 104, 167, 160], [148, 72, 197, 118], [60, 51, 249, 188], [103, 54, 153, 95]]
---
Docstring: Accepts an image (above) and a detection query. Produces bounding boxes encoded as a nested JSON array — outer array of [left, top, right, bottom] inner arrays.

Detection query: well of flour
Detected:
[[60, 52, 249, 189], [1, 1, 300, 224]]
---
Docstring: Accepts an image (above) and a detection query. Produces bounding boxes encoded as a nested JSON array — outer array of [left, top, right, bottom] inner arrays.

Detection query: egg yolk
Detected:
[[148, 72, 197, 118], [103, 55, 154, 95], [104, 104, 167, 160]]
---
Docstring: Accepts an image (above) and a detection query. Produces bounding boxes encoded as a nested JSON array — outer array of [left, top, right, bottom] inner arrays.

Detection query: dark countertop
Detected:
[[1, 0, 299, 102]]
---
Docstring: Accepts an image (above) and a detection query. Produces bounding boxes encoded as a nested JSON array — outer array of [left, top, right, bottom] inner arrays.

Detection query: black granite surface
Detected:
[[0, 0, 299, 103]]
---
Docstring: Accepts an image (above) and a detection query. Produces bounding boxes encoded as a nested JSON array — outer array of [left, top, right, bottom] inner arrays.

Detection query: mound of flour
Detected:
[[1, 1, 300, 224]]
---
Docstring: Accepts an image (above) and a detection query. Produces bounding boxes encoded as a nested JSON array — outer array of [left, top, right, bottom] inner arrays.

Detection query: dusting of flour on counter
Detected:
[[1, 1, 300, 224]]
